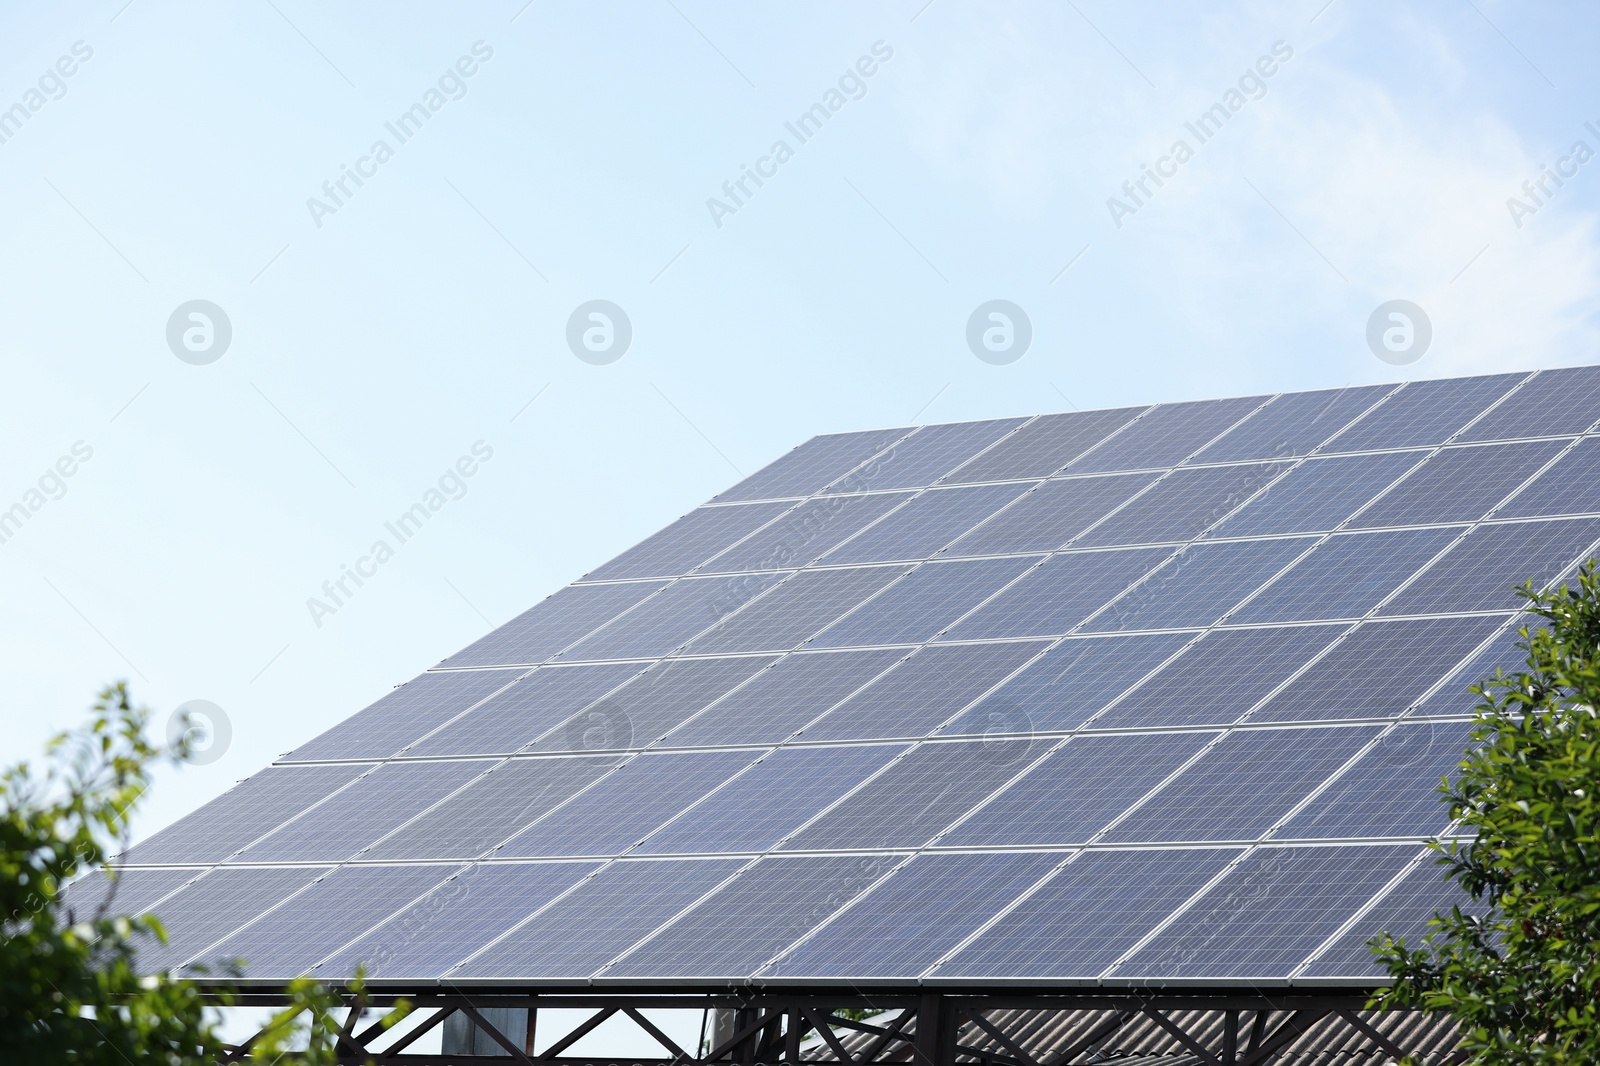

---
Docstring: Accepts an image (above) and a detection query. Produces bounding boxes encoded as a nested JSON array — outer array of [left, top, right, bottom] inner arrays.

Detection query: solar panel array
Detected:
[[94, 366, 1600, 988]]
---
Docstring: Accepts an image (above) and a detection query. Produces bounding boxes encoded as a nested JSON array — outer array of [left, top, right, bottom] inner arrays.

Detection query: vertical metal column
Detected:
[[1222, 1010, 1238, 1066], [913, 994, 954, 1066]]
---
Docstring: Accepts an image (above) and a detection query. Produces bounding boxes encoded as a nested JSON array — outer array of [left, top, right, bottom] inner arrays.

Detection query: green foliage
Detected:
[[0, 684, 408, 1063], [1373, 563, 1600, 1064]]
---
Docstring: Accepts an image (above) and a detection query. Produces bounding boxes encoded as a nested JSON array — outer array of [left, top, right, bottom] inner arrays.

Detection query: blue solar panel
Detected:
[[140, 866, 332, 974], [582, 501, 792, 581], [943, 474, 1156, 556], [452, 857, 746, 979], [1249, 615, 1507, 722], [1102, 726, 1381, 843], [404, 663, 641, 757], [1068, 396, 1267, 473], [1230, 527, 1461, 624], [1191, 384, 1392, 463], [1206, 451, 1427, 538], [1083, 537, 1314, 632], [659, 647, 906, 746], [1350, 441, 1566, 528], [825, 418, 1029, 492], [1456, 364, 1600, 442], [763, 851, 1062, 978], [808, 556, 1041, 648], [939, 632, 1194, 735], [820, 483, 1034, 564], [802, 642, 1048, 742], [697, 492, 913, 572], [60, 867, 197, 927], [1380, 517, 1600, 616], [1323, 373, 1526, 453], [1075, 462, 1290, 547], [714, 428, 910, 502], [1301, 859, 1478, 978], [941, 547, 1172, 640], [685, 566, 909, 653], [439, 582, 667, 669], [943, 407, 1145, 483], [938, 732, 1216, 847], [636, 745, 905, 855], [1413, 618, 1528, 715], [936, 848, 1241, 978], [1095, 625, 1346, 729], [1500, 437, 1600, 519], [557, 573, 787, 661], [1113, 844, 1420, 978], [284, 670, 523, 761], [1276, 720, 1476, 839]]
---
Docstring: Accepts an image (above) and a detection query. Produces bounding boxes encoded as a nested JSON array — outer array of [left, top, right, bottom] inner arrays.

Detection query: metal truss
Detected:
[[210, 988, 1464, 1066]]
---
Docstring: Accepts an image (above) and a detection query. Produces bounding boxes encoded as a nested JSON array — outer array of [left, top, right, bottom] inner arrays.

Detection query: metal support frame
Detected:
[[207, 988, 1456, 1066]]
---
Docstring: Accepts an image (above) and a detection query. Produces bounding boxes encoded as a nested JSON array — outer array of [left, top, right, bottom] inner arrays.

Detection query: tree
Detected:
[[1374, 563, 1600, 1064], [0, 683, 406, 1063]]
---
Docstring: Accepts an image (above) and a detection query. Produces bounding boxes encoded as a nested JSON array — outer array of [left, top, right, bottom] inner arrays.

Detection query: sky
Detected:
[[3, 0, 1599, 1051]]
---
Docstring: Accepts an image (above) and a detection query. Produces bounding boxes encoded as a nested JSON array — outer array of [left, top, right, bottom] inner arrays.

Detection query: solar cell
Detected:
[[942, 474, 1156, 557], [1113, 844, 1420, 978], [495, 750, 758, 858], [1082, 537, 1314, 632], [941, 547, 1172, 641], [360, 756, 622, 861], [439, 582, 666, 669], [1413, 618, 1529, 715], [713, 428, 910, 502], [939, 632, 1194, 735], [1456, 364, 1600, 442], [1101, 725, 1381, 843], [1275, 720, 1476, 839], [802, 642, 1048, 742], [233, 760, 489, 863], [659, 648, 906, 747], [1377, 517, 1600, 616], [635, 745, 904, 854], [697, 493, 913, 573], [825, 418, 1028, 492], [452, 858, 745, 979], [1069, 396, 1267, 473], [198, 864, 460, 979], [581, 501, 791, 581], [403, 663, 641, 757], [1301, 859, 1478, 978], [284, 670, 523, 761], [1191, 384, 1391, 463], [526, 656, 777, 750], [935, 848, 1241, 978], [118, 763, 370, 864], [779, 741, 1030, 850], [808, 556, 1041, 648], [764, 851, 1062, 978], [938, 732, 1216, 847], [942, 408, 1145, 484], [685, 566, 909, 654], [1322, 373, 1525, 453], [141, 866, 332, 973], [604, 854, 906, 978], [1206, 451, 1427, 538], [1075, 462, 1290, 547], [1230, 527, 1461, 624], [60, 867, 197, 926], [820, 484, 1034, 564], [557, 573, 787, 661], [1499, 438, 1600, 519], [1095, 625, 1346, 729], [1350, 441, 1565, 528], [1249, 615, 1507, 722], [312, 861, 598, 979]]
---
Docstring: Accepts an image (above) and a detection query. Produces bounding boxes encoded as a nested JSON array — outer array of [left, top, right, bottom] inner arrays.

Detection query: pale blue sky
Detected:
[[3, 0, 1597, 942]]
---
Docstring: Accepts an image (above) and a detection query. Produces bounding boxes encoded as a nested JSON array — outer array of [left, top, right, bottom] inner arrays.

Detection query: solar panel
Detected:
[[117, 367, 1600, 992], [60, 867, 198, 926], [1301, 859, 1480, 978]]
